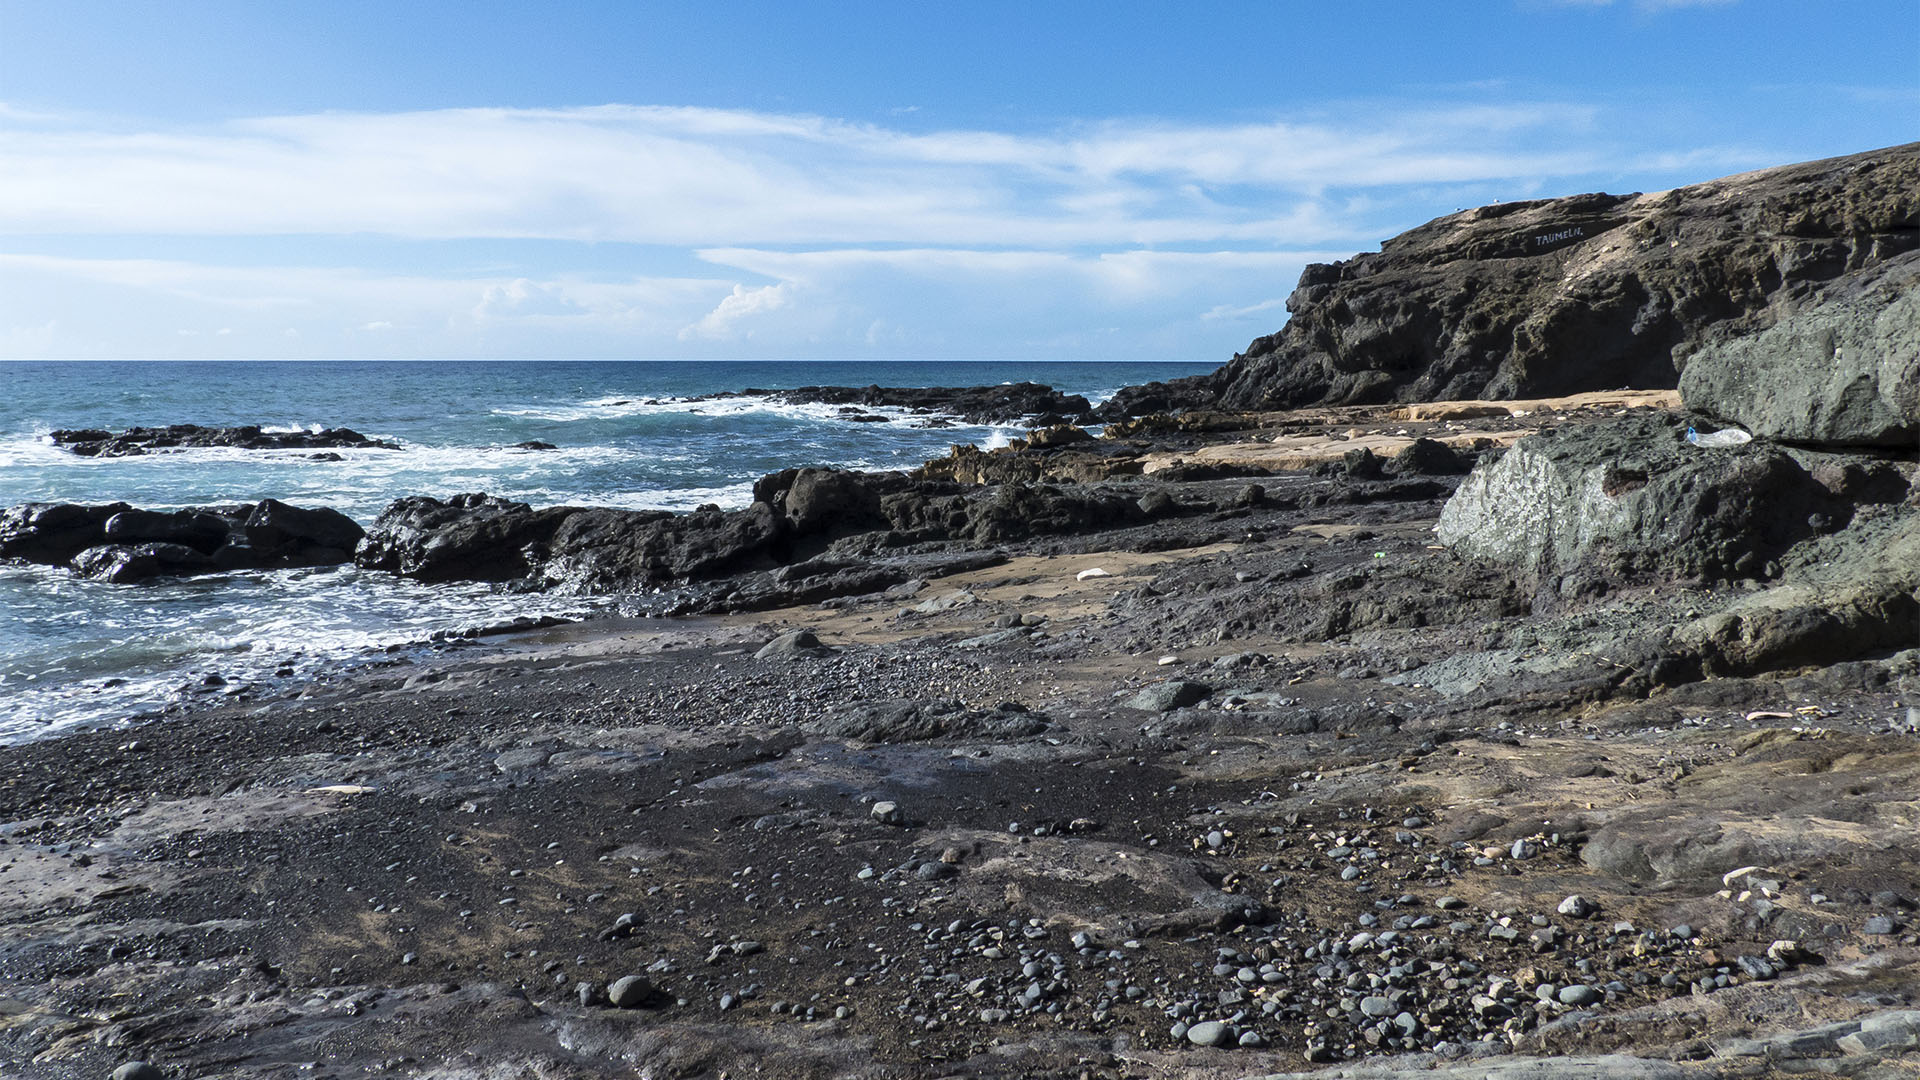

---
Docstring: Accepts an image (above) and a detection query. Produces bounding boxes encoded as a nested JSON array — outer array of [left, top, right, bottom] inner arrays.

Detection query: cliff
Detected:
[[1103, 143, 1920, 417]]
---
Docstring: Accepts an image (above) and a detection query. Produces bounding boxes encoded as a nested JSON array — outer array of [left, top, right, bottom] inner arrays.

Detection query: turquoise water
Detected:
[[0, 359, 1213, 740]]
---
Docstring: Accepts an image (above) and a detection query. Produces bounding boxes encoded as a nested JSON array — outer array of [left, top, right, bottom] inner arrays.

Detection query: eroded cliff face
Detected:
[[1104, 143, 1920, 416]]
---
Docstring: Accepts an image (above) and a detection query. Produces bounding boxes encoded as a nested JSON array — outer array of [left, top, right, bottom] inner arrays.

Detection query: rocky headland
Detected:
[[2, 145, 1917, 1080], [1101, 142, 1919, 416]]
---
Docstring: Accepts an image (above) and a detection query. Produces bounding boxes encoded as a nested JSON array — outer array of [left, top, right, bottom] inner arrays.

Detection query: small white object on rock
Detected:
[[1157, 655, 1180, 666], [1075, 567, 1111, 581]]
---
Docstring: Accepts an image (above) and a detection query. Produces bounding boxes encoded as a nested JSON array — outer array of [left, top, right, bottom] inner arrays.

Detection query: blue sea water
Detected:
[[0, 359, 1213, 742]]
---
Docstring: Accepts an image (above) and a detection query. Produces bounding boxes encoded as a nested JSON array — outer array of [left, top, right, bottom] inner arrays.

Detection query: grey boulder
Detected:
[[1126, 680, 1212, 712], [1681, 249, 1919, 448], [1436, 412, 1831, 583]]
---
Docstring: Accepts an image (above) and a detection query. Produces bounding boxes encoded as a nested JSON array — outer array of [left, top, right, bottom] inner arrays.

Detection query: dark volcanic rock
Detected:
[[699, 382, 1094, 425], [1, 502, 133, 564], [354, 494, 591, 583], [1, 499, 363, 582], [49, 423, 401, 457], [806, 699, 1050, 742], [103, 508, 232, 553], [245, 499, 364, 553], [753, 467, 895, 536], [541, 502, 786, 591], [1680, 506, 1920, 676], [1101, 143, 1920, 416], [71, 542, 213, 583], [1680, 248, 1919, 448], [1436, 412, 1834, 584]]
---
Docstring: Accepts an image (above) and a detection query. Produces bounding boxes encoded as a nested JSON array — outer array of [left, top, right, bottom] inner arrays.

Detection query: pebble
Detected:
[[869, 801, 904, 826], [1865, 915, 1896, 935], [1185, 1019, 1233, 1047], [1127, 680, 1212, 712], [1557, 984, 1603, 1006], [607, 975, 659, 1008], [113, 1065, 165, 1080], [755, 629, 833, 659], [1558, 895, 1597, 918]]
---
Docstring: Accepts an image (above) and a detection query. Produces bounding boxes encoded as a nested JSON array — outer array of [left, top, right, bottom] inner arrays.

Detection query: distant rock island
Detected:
[[49, 423, 401, 457]]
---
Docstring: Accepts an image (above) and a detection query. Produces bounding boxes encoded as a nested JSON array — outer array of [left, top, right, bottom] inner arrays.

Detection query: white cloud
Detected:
[[679, 283, 793, 341], [0, 252, 735, 358], [1202, 297, 1291, 322], [0, 102, 1730, 247], [0, 97, 1798, 359]]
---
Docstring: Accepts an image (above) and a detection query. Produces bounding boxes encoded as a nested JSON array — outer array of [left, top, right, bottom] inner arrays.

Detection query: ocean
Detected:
[[0, 359, 1213, 744]]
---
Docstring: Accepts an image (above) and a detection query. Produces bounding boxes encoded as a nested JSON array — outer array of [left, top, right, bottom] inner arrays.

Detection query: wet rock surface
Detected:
[[0, 498, 364, 582]]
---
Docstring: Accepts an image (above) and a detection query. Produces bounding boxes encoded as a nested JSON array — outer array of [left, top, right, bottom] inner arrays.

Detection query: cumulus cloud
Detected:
[[679, 283, 793, 341]]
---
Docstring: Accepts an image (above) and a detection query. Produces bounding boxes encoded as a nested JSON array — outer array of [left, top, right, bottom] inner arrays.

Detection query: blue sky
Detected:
[[0, 0, 1913, 361]]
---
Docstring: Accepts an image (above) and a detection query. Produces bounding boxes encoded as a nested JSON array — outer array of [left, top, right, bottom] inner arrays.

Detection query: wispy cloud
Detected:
[[0, 99, 1783, 359], [0, 102, 1719, 247]]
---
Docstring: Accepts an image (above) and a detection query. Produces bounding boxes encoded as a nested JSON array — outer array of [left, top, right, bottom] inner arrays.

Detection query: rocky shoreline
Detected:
[[2, 145, 1917, 1080]]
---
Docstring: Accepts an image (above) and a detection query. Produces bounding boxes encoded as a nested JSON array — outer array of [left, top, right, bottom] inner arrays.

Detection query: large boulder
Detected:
[[71, 542, 213, 583], [1101, 143, 1920, 416], [3, 499, 360, 582], [354, 494, 585, 582], [752, 467, 894, 536], [1678, 505, 1920, 676], [0, 502, 132, 563], [1436, 413, 1833, 583], [244, 498, 364, 553], [103, 508, 233, 553], [1679, 249, 1919, 448], [540, 502, 785, 591]]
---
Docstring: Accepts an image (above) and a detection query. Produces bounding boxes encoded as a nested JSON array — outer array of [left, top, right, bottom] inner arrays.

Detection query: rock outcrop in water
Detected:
[[692, 382, 1097, 425], [48, 424, 401, 457], [1101, 143, 1920, 417], [0, 499, 364, 582]]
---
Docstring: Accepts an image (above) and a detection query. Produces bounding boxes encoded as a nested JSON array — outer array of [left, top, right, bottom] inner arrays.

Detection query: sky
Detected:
[[0, 1, 1914, 362]]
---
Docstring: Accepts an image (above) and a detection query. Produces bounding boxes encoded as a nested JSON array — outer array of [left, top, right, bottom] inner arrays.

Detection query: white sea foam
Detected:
[[0, 562, 606, 744], [492, 391, 1006, 430]]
